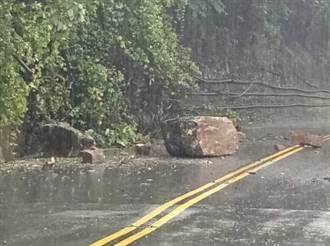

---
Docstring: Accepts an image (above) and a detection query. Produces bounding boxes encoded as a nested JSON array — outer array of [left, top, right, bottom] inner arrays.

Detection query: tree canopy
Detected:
[[0, 0, 197, 146], [2, 0, 330, 147]]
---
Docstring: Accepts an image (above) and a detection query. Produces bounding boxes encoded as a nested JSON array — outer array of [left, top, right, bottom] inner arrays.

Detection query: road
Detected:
[[134, 144, 330, 246], [1, 128, 330, 246]]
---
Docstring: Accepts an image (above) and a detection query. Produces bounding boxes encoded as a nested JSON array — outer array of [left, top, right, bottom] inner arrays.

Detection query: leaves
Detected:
[[0, 0, 89, 126], [1, 0, 198, 146]]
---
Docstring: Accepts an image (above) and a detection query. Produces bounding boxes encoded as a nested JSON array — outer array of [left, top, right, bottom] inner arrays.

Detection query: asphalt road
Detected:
[[137, 144, 330, 246], [1, 128, 330, 246]]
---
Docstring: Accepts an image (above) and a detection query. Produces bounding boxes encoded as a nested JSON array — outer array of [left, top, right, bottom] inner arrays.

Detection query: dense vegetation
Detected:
[[0, 0, 197, 147], [1, 0, 330, 148]]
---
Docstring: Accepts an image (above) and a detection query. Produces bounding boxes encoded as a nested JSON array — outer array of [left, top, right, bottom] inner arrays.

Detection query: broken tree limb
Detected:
[[235, 83, 254, 98], [186, 103, 330, 111], [261, 68, 282, 77], [194, 77, 330, 94], [13, 54, 34, 74], [186, 92, 330, 100], [292, 70, 319, 89], [12, 54, 36, 83]]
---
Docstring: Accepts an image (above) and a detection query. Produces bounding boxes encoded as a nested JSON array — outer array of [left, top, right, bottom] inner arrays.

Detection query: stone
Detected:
[[162, 116, 239, 158], [38, 123, 96, 157], [80, 148, 105, 164], [135, 143, 151, 156], [42, 157, 56, 171], [291, 132, 323, 148], [274, 144, 286, 151]]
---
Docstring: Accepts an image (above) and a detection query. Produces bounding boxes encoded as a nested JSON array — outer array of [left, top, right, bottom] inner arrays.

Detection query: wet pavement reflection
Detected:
[[1, 127, 330, 245]]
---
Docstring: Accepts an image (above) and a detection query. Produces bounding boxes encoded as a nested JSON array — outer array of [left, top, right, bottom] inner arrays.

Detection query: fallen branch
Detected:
[[187, 92, 330, 100], [292, 70, 319, 89], [12, 54, 36, 83], [13, 54, 34, 74], [260, 68, 319, 89], [194, 77, 330, 94], [235, 83, 254, 98], [187, 103, 330, 110]]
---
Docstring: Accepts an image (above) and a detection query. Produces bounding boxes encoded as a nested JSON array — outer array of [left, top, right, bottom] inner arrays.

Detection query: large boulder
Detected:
[[162, 116, 239, 157], [38, 123, 95, 157]]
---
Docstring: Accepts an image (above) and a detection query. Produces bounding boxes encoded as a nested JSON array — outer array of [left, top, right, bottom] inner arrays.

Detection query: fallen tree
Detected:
[[186, 92, 330, 100], [194, 77, 330, 95]]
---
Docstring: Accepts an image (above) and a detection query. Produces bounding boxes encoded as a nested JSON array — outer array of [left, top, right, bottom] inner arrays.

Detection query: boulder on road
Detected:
[[38, 123, 95, 157], [162, 116, 239, 158], [291, 132, 323, 148]]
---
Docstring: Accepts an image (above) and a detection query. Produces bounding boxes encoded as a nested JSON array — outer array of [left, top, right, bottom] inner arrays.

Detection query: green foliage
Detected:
[[1, 0, 198, 147], [185, 104, 238, 119], [0, 0, 90, 126], [62, 0, 198, 145], [186, 0, 225, 18], [87, 123, 143, 148]]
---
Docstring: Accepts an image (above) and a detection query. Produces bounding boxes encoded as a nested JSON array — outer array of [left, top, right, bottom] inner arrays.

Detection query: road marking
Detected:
[[90, 145, 301, 246], [90, 136, 330, 246], [114, 147, 304, 246]]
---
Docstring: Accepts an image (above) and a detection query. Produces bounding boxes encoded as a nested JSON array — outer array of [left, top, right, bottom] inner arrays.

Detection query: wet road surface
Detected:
[[1, 128, 330, 246]]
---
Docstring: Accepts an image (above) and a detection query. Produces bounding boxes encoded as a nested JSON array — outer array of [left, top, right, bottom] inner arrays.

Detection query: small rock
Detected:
[[274, 144, 286, 151], [42, 157, 56, 171], [80, 148, 105, 164], [323, 177, 330, 182], [291, 132, 323, 148], [135, 143, 151, 156]]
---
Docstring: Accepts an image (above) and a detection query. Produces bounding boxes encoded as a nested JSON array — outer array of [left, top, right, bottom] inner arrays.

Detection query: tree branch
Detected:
[[187, 92, 330, 100], [235, 83, 253, 98], [13, 54, 34, 74], [194, 77, 330, 94], [186, 103, 330, 111], [292, 70, 319, 89]]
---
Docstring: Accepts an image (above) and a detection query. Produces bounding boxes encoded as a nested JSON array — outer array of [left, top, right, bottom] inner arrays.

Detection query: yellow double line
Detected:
[[90, 136, 330, 246]]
